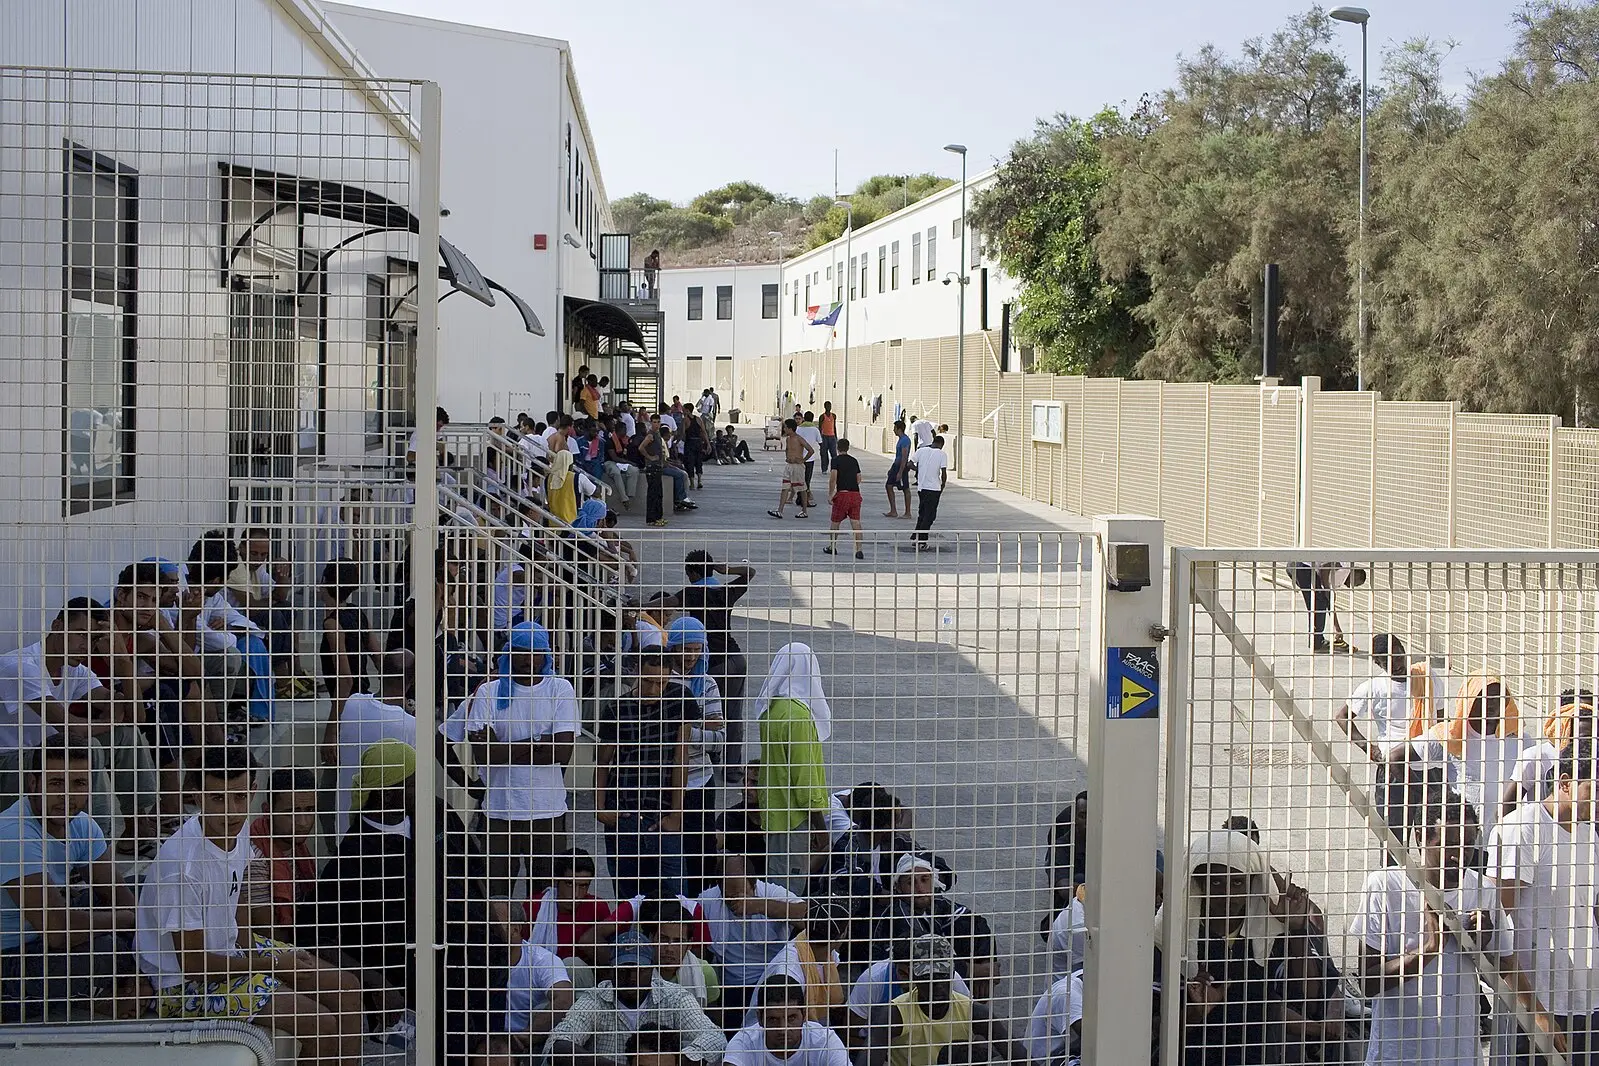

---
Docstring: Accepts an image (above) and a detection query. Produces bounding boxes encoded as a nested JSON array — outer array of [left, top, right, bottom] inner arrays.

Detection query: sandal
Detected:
[[768, 510, 784, 519]]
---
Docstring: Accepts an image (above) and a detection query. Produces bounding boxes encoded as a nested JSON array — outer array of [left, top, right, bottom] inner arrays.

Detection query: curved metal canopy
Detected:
[[563, 294, 646, 351]]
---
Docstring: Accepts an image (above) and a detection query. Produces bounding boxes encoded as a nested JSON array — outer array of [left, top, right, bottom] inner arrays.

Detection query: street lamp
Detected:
[[834, 198, 854, 438], [768, 230, 789, 417], [1330, 5, 1370, 391], [944, 143, 968, 474]]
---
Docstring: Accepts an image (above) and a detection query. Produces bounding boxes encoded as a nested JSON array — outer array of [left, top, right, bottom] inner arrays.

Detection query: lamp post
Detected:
[[1330, 6, 1369, 391], [833, 198, 853, 438], [769, 230, 788, 417], [944, 143, 968, 474]]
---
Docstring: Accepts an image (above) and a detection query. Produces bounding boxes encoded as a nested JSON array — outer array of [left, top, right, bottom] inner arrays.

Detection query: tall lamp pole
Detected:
[[768, 230, 787, 417], [1330, 6, 1370, 391], [944, 143, 968, 474], [833, 198, 853, 438]]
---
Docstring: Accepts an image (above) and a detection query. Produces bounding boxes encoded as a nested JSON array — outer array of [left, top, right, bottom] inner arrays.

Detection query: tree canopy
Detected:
[[969, 1, 1599, 413]]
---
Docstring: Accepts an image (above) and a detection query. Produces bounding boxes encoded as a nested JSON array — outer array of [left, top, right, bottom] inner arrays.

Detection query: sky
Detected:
[[350, 0, 1525, 204]]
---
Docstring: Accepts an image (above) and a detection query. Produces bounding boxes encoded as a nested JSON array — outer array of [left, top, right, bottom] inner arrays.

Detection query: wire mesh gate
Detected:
[[1163, 549, 1599, 1066]]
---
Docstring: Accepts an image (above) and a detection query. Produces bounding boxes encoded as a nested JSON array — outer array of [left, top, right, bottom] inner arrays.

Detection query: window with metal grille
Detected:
[[63, 145, 137, 512]]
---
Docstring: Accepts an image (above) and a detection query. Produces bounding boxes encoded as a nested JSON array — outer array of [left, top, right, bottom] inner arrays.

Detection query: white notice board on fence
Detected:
[[1032, 401, 1064, 444]]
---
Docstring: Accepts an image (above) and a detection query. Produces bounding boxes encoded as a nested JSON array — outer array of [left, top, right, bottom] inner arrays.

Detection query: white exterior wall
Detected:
[[325, 4, 611, 422], [0, 0, 418, 643], [657, 264, 779, 408], [777, 172, 1018, 355]]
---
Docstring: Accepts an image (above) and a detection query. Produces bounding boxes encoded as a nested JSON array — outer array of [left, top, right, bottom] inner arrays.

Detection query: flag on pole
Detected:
[[806, 302, 842, 328]]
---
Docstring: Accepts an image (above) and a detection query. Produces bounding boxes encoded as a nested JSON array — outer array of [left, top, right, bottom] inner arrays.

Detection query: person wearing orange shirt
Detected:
[[817, 402, 838, 474]]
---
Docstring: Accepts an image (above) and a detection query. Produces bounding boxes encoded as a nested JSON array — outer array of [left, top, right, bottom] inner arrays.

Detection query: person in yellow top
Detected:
[[754, 643, 833, 893], [545, 423, 578, 525], [749, 901, 851, 1030], [884, 935, 973, 1066]]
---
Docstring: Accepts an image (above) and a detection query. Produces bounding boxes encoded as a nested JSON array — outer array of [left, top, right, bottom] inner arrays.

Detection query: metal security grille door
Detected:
[[1162, 549, 1599, 1066]]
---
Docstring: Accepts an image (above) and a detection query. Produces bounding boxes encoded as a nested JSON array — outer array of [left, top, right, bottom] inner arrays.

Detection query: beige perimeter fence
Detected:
[[670, 334, 1599, 552]]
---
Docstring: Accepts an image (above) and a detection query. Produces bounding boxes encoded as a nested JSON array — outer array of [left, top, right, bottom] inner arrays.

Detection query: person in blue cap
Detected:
[[457, 620, 578, 903], [546, 929, 727, 1064]]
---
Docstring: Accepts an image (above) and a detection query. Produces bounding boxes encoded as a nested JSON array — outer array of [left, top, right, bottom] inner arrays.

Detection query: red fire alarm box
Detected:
[[533, 234, 548, 250]]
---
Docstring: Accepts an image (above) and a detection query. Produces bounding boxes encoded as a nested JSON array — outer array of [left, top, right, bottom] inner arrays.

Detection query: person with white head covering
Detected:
[[754, 643, 833, 892], [1156, 829, 1291, 1064]]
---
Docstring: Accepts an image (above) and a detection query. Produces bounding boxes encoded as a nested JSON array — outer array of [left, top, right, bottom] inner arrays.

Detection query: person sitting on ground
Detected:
[[695, 852, 809, 1034], [949, 912, 998, 1003], [629, 1025, 684, 1066], [319, 555, 380, 761], [727, 425, 753, 463], [846, 936, 973, 1055], [227, 527, 301, 693], [545, 929, 728, 1065], [333, 650, 416, 841], [304, 739, 417, 1015], [727, 974, 851, 1066], [188, 530, 275, 722], [135, 744, 366, 1062], [643, 897, 720, 1009], [1023, 967, 1082, 1066], [720, 763, 770, 871], [747, 900, 851, 1029], [524, 847, 636, 974], [246, 767, 318, 940], [872, 854, 971, 960], [0, 733, 139, 1022], [677, 551, 756, 783], [503, 936, 574, 1051], [870, 934, 976, 1066], [754, 643, 834, 892]]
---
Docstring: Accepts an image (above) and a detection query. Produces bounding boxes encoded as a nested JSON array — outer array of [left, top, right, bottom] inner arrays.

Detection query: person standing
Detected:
[[796, 413, 824, 511], [884, 420, 913, 520], [1288, 563, 1366, 652], [769, 420, 814, 521], [1336, 634, 1427, 844], [643, 249, 661, 296], [817, 402, 838, 474], [754, 643, 833, 893], [823, 439, 865, 560], [910, 435, 949, 550], [641, 414, 669, 528]]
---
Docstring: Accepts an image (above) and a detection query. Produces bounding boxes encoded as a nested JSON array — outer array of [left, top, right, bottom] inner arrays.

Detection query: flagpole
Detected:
[[834, 197, 853, 439]]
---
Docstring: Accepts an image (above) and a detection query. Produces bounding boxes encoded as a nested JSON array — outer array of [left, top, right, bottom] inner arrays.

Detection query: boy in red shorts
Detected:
[[822, 438, 865, 560]]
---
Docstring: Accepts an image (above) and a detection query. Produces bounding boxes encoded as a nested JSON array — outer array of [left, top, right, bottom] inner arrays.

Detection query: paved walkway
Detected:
[[580, 430, 1093, 1027]]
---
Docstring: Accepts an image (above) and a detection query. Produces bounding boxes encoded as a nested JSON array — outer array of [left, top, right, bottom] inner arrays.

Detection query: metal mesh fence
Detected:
[[1165, 549, 1599, 1066]]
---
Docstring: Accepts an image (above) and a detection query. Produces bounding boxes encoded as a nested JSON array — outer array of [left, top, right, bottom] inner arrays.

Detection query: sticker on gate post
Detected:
[[1106, 647, 1159, 720]]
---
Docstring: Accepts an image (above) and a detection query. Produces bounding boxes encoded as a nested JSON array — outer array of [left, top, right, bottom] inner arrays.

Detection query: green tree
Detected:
[[804, 173, 953, 247], [1364, 2, 1599, 413], [634, 207, 732, 250], [971, 110, 1149, 375], [1095, 7, 1360, 384], [689, 181, 780, 222], [611, 192, 672, 238]]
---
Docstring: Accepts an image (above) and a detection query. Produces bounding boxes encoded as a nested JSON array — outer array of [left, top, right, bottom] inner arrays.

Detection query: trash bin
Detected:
[[729, 408, 741, 424]]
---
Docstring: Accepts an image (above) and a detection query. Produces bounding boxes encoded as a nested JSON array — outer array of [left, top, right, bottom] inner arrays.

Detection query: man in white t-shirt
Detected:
[[1399, 677, 1530, 838], [0, 599, 113, 753], [333, 663, 416, 841], [504, 940, 574, 1048], [134, 745, 363, 1057], [911, 416, 935, 449], [406, 405, 449, 466], [1353, 799, 1539, 1066], [696, 853, 807, 1028], [619, 405, 637, 438], [1489, 740, 1599, 1057], [1024, 970, 1082, 1066], [725, 974, 849, 1066], [910, 435, 950, 550], [461, 621, 578, 901], [1337, 633, 1431, 843]]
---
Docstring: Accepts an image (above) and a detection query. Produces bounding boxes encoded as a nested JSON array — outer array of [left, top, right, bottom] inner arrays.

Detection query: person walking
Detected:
[[796, 413, 824, 511], [823, 439, 865, 561], [884, 420, 912, 520], [817, 402, 838, 474], [910, 435, 949, 550], [641, 414, 668, 527], [769, 420, 815, 520]]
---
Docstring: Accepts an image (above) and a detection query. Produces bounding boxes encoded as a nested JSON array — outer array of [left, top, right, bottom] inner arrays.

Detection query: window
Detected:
[[793, 288, 799, 315], [716, 284, 732, 320], [911, 232, 922, 284], [877, 245, 886, 294], [63, 146, 137, 512], [927, 227, 937, 281], [859, 257, 868, 300], [848, 256, 857, 301], [762, 283, 778, 319], [364, 276, 385, 448], [687, 286, 703, 320], [890, 240, 900, 290], [825, 265, 832, 280], [952, 218, 960, 238], [971, 226, 981, 269], [804, 279, 811, 311], [836, 260, 843, 303]]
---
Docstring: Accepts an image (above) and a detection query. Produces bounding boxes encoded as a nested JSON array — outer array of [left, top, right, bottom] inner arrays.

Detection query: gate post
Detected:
[[1082, 515, 1165, 1065]]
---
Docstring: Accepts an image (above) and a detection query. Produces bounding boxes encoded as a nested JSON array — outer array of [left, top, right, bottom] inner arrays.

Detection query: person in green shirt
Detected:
[[752, 643, 833, 892]]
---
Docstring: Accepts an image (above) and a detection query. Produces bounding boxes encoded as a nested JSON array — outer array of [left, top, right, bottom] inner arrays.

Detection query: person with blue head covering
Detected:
[[458, 619, 578, 902], [667, 616, 727, 894], [574, 498, 608, 530]]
